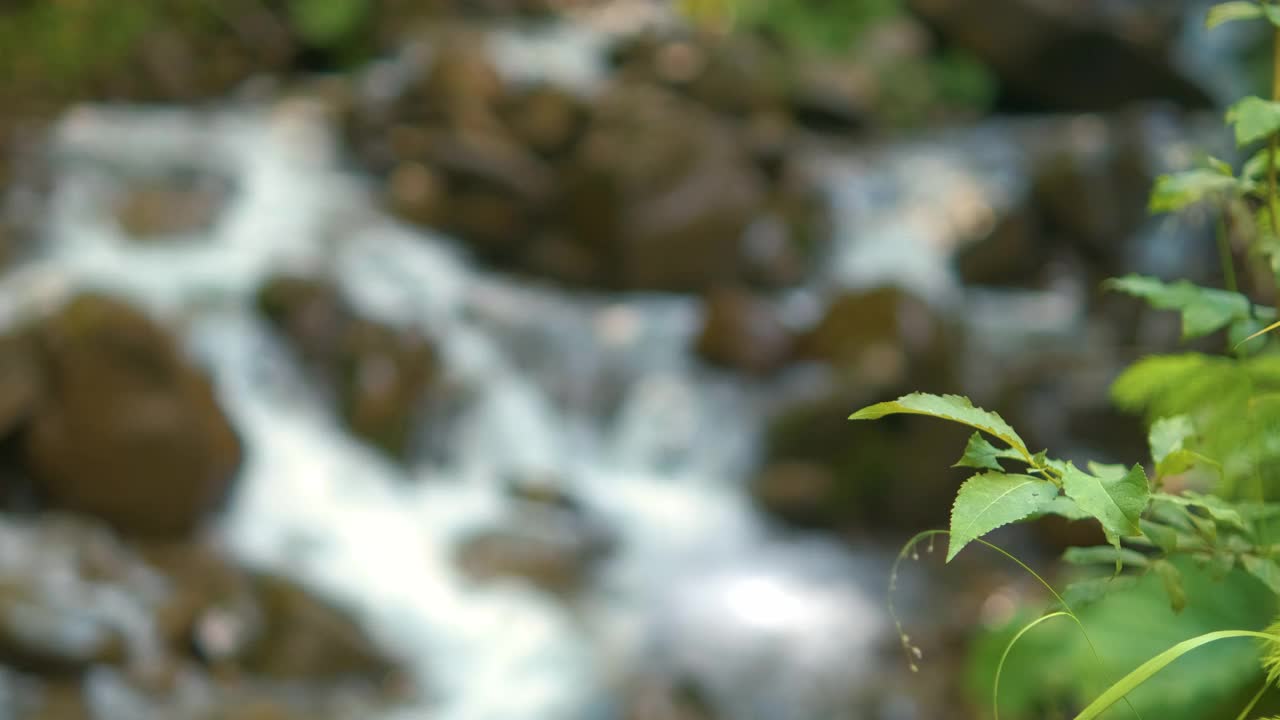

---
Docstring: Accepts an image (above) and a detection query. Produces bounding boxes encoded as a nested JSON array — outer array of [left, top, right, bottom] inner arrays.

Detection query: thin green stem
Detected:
[[994, 612, 1071, 720], [1219, 212, 1239, 294], [1234, 681, 1268, 720]]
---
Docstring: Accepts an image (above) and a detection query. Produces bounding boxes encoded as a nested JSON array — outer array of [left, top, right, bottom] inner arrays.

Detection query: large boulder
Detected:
[[908, 0, 1211, 111], [19, 294, 242, 538], [560, 83, 773, 291]]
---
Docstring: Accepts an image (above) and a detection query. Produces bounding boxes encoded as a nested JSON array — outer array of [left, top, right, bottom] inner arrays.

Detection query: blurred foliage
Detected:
[[678, 0, 996, 124], [0, 0, 372, 112], [967, 559, 1278, 719]]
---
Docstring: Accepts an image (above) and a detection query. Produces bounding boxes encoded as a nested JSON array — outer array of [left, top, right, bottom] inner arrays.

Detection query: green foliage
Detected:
[[286, 0, 369, 47], [1060, 463, 1149, 546], [850, 393, 1030, 461], [1105, 275, 1266, 340], [1148, 167, 1240, 213], [1228, 96, 1280, 146], [1206, 1, 1266, 29], [969, 561, 1278, 719], [949, 473, 1058, 561]]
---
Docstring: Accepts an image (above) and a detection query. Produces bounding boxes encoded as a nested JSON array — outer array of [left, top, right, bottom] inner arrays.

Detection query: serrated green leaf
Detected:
[[1061, 575, 1139, 609], [850, 393, 1029, 458], [1243, 555, 1280, 593], [1063, 546, 1151, 568], [1152, 559, 1188, 613], [1207, 1, 1264, 27], [1148, 169, 1239, 212], [1061, 463, 1150, 541], [953, 431, 1024, 472], [1106, 275, 1253, 339], [948, 473, 1058, 562], [1228, 96, 1280, 146]]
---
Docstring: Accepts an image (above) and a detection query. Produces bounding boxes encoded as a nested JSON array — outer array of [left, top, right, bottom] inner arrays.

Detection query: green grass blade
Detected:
[[1074, 630, 1279, 720]]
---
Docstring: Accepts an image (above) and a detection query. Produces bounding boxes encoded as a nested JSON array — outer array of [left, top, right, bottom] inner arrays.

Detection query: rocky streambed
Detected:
[[0, 5, 1237, 719]]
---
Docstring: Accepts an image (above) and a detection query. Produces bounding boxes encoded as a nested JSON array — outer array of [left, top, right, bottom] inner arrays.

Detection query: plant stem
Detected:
[[1218, 212, 1238, 293]]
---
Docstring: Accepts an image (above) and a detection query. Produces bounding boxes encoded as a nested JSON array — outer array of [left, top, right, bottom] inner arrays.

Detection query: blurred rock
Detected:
[[798, 286, 952, 387], [0, 333, 40, 440], [456, 476, 611, 594], [693, 288, 794, 375], [501, 85, 587, 159], [561, 83, 769, 291], [908, 0, 1211, 111], [20, 294, 242, 538], [954, 203, 1049, 287], [257, 275, 439, 459], [759, 386, 969, 532], [113, 175, 230, 240], [239, 574, 395, 683]]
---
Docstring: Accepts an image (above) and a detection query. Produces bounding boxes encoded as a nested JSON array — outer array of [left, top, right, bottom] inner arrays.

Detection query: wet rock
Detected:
[[20, 294, 242, 538], [1030, 121, 1151, 274], [239, 574, 395, 683], [954, 202, 1050, 287], [385, 162, 448, 229], [0, 333, 41, 440], [797, 286, 952, 388], [759, 386, 968, 532], [456, 477, 611, 594], [501, 85, 587, 159], [561, 84, 771, 291], [693, 288, 794, 375], [113, 174, 230, 240], [0, 515, 165, 677], [750, 461, 841, 528], [908, 0, 1211, 111], [257, 275, 439, 459]]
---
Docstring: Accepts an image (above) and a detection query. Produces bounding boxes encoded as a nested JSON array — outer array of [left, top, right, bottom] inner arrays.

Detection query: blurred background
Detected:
[[0, 0, 1271, 718]]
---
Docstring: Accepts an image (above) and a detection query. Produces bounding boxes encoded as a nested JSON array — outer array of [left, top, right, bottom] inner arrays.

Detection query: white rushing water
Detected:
[[0, 94, 897, 720]]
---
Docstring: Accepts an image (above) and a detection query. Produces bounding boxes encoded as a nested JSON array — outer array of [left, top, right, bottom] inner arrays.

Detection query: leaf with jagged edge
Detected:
[[1037, 494, 1092, 521], [850, 393, 1030, 459], [1106, 275, 1253, 340], [1207, 1, 1263, 28], [1061, 462, 1149, 546], [1228, 96, 1280, 146], [953, 431, 1025, 472], [947, 473, 1058, 562]]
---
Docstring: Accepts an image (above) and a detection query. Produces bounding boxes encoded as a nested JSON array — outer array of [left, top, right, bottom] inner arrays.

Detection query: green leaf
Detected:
[[953, 431, 1025, 472], [1038, 495, 1093, 521], [1106, 275, 1253, 340], [1150, 415, 1195, 465], [1151, 492, 1245, 530], [1243, 147, 1273, 180], [1207, 1, 1263, 28], [1243, 555, 1280, 594], [1061, 463, 1150, 542], [1149, 169, 1240, 213], [1227, 96, 1280, 146], [1061, 575, 1139, 609], [948, 473, 1059, 562], [1063, 546, 1151, 568], [1152, 559, 1188, 614], [850, 393, 1029, 458], [1139, 519, 1182, 553], [1148, 170, 1239, 212]]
